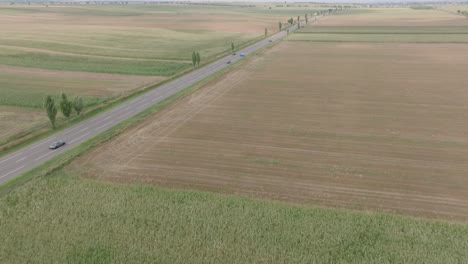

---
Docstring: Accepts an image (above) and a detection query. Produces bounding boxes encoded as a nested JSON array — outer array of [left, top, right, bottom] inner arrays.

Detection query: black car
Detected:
[[226, 61, 231, 64], [268, 39, 272, 42], [232, 52, 236, 55], [49, 141, 66, 149]]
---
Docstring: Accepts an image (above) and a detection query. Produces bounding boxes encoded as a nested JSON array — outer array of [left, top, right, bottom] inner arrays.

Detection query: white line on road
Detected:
[[110, 104, 126, 112], [135, 104, 148, 111], [152, 96, 163, 103], [79, 128, 88, 133], [104, 115, 112, 120], [95, 121, 113, 131], [15, 157, 26, 163], [62, 127, 77, 135], [134, 97, 145, 104], [69, 132, 90, 144], [0, 166, 25, 180], [29, 137, 55, 150], [0, 152, 23, 165], [34, 151, 55, 161]]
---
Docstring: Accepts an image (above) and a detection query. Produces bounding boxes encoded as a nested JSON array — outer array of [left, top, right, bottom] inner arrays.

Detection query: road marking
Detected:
[[0, 152, 23, 165], [134, 97, 145, 104], [0, 166, 25, 180], [104, 115, 112, 120], [63, 127, 87, 137], [62, 127, 76, 135], [30, 137, 55, 150], [69, 132, 90, 144], [135, 104, 148, 111], [34, 151, 55, 161], [110, 104, 126, 112], [15, 157, 26, 163], [120, 112, 131, 118], [95, 121, 113, 131]]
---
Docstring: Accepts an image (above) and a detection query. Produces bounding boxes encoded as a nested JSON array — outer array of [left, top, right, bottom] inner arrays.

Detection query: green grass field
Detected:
[[0, 172, 467, 263], [0, 48, 190, 76]]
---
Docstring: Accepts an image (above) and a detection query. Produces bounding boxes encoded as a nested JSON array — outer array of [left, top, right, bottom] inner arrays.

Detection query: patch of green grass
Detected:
[[0, 48, 190, 76], [0, 172, 467, 263]]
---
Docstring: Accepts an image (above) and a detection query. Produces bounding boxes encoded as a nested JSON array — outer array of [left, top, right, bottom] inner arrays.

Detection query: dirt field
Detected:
[[70, 39, 468, 220], [0, 65, 162, 98], [0, 106, 47, 144], [316, 8, 468, 26]]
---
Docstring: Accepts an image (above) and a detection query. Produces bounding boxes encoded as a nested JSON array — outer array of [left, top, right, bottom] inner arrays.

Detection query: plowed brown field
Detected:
[[72, 41, 468, 221]]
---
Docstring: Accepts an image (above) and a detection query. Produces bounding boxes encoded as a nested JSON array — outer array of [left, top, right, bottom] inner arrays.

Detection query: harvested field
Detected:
[[0, 65, 162, 108], [72, 40, 468, 221], [317, 8, 468, 26], [0, 4, 299, 66], [291, 25, 468, 43], [0, 106, 47, 144], [298, 8, 468, 43]]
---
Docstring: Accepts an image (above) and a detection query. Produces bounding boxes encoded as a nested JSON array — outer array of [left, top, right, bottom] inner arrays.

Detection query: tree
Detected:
[[60, 92, 73, 118], [192, 51, 196, 67], [73, 97, 83, 115], [231, 42, 235, 52], [196, 52, 200, 66], [305, 13, 308, 23], [264, 27, 268, 37], [45, 95, 58, 129], [278, 21, 282, 31], [297, 15, 300, 23]]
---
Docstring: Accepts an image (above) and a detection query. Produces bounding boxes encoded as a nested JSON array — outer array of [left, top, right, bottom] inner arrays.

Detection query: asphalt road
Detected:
[[0, 24, 300, 185]]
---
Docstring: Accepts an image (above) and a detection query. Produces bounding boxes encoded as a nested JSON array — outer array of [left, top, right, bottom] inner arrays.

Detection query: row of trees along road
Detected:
[[189, 8, 350, 64], [45, 93, 83, 129]]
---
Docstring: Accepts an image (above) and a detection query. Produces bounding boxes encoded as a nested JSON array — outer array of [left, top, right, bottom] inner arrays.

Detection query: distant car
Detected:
[[268, 39, 272, 42], [239, 53, 245, 58], [226, 61, 231, 64], [49, 141, 65, 149], [232, 52, 236, 55]]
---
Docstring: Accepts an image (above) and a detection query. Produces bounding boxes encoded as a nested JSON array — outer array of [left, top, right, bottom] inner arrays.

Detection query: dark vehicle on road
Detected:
[[49, 141, 66, 149], [232, 52, 236, 55], [268, 39, 272, 42], [226, 61, 231, 64]]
